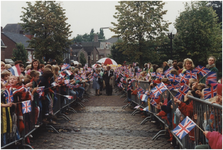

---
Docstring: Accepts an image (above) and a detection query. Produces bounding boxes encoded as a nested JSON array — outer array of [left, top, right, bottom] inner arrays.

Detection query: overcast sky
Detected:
[[1, 1, 189, 39]]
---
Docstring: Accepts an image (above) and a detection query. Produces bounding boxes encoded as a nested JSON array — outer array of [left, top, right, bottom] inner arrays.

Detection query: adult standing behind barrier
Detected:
[[182, 58, 195, 74], [103, 66, 113, 96], [200, 56, 219, 84], [92, 68, 101, 96]]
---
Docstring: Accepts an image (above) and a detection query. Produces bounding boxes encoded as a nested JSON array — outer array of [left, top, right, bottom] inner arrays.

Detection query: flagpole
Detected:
[[195, 124, 204, 132], [198, 70, 211, 82]]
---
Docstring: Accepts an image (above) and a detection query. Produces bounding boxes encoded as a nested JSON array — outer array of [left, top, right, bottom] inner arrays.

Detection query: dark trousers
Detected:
[[105, 81, 112, 95]]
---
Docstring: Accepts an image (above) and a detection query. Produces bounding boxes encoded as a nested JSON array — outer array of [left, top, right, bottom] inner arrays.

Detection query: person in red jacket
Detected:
[[204, 131, 222, 149]]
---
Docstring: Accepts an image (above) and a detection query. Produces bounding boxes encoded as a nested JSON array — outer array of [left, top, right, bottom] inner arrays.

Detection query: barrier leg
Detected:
[[122, 103, 130, 109], [152, 130, 166, 140], [123, 98, 128, 103], [45, 125, 60, 134], [61, 113, 71, 121], [67, 106, 77, 113], [120, 93, 126, 98], [131, 108, 140, 116], [77, 102, 85, 107], [140, 116, 151, 125], [22, 144, 34, 149]]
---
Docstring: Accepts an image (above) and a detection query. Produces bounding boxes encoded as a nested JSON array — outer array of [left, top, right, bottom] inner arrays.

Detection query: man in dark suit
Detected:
[[103, 66, 113, 96]]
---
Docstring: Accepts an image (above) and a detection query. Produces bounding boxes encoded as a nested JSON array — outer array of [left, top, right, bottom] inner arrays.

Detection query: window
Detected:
[[96, 54, 98, 60], [91, 54, 93, 61]]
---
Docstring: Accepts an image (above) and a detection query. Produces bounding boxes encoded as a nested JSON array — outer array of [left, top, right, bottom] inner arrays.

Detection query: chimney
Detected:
[[94, 34, 98, 42], [19, 30, 24, 35]]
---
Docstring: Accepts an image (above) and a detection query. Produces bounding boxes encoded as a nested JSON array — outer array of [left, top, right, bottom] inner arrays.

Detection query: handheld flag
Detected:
[[194, 65, 209, 76], [167, 74, 180, 83], [22, 100, 32, 114], [65, 70, 72, 76], [150, 82, 167, 98], [206, 72, 217, 85], [172, 116, 196, 139], [64, 95, 73, 99], [36, 86, 45, 98], [64, 79, 70, 85], [4, 89, 14, 103], [179, 73, 190, 83], [204, 84, 218, 99], [186, 70, 197, 79], [61, 63, 70, 71], [175, 84, 190, 100], [8, 64, 21, 77]]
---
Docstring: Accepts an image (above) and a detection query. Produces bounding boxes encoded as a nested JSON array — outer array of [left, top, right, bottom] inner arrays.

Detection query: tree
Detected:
[[110, 44, 128, 64], [173, 1, 222, 66], [20, 1, 72, 63], [207, 1, 222, 26], [12, 43, 28, 66], [98, 28, 105, 40], [111, 1, 170, 67], [80, 52, 86, 66]]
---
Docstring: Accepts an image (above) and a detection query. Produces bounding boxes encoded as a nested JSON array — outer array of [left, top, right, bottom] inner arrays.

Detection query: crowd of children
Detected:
[[1, 56, 222, 149]]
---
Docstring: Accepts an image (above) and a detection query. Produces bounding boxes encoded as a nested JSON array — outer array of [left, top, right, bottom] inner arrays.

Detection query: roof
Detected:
[[81, 42, 100, 47], [83, 46, 99, 55], [106, 37, 119, 43], [2, 31, 30, 48], [1, 39, 5, 46], [3, 23, 30, 35]]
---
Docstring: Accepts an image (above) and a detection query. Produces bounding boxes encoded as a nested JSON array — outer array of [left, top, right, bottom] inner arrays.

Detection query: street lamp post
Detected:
[[168, 32, 174, 60]]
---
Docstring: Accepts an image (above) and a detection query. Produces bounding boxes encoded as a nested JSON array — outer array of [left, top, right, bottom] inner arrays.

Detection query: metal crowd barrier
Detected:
[[1, 85, 81, 149]]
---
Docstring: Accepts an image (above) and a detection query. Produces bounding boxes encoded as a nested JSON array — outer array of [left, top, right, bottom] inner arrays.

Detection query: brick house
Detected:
[[1, 24, 34, 63], [1, 39, 7, 61]]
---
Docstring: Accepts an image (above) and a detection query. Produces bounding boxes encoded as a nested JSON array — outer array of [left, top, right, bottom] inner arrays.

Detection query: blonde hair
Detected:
[[5, 64, 12, 70], [1, 61, 5, 67], [183, 58, 195, 70], [156, 68, 163, 74], [26, 64, 31, 71]]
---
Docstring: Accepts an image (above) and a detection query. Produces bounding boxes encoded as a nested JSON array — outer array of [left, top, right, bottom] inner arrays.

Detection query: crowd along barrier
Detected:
[[1, 85, 80, 149]]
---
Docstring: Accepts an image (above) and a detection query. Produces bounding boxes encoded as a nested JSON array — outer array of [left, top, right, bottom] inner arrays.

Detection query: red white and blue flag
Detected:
[[141, 94, 148, 102], [74, 75, 82, 80], [204, 84, 218, 99], [179, 73, 190, 83], [22, 100, 32, 114], [167, 74, 180, 83], [51, 82, 59, 87], [206, 72, 217, 85], [186, 70, 197, 79], [64, 95, 73, 99], [194, 65, 210, 76], [61, 63, 70, 71], [150, 82, 167, 98], [172, 116, 196, 139], [118, 82, 123, 88], [13, 86, 25, 95], [167, 84, 175, 91], [64, 79, 70, 85], [150, 98, 157, 107], [143, 106, 149, 112], [8, 64, 21, 77], [36, 86, 45, 98], [136, 72, 140, 78], [164, 67, 172, 76], [175, 84, 190, 100], [59, 72, 66, 78], [65, 70, 72, 76], [151, 72, 156, 77], [156, 73, 164, 80], [4, 88, 14, 103]]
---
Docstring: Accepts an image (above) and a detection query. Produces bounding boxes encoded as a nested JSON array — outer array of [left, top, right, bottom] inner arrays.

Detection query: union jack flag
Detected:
[[151, 72, 156, 77], [51, 82, 59, 87], [194, 65, 210, 76], [120, 77, 124, 82], [81, 74, 86, 80], [150, 82, 167, 98], [129, 72, 134, 77], [59, 72, 66, 78], [175, 84, 190, 100], [137, 87, 145, 94], [164, 67, 172, 76], [179, 73, 190, 83], [167, 74, 180, 83], [118, 82, 123, 88], [64, 79, 70, 85], [138, 68, 142, 72], [172, 116, 196, 139], [206, 72, 217, 85], [36, 86, 45, 98], [150, 98, 157, 107], [186, 70, 197, 79], [57, 76, 63, 81], [4, 88, 14, 103], [65, 70, 72, 76], [127, 84, 132, 91], [22, 100, 32, 114], [136, 72, 140, 78], [204, 84, 218, 99], [167, 84, 175, 91], [173, 83, 181, 89], [61, 63, 70, 71], [143, 106, 149, 112], [156, 73, 164, 80], [64, 95, 73, 99], [13, 86, 25, 95], [74, 75, 82, 80]]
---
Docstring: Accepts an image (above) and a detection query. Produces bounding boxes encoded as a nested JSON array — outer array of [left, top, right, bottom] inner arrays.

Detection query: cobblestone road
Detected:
[[31, 89, 173, 149]]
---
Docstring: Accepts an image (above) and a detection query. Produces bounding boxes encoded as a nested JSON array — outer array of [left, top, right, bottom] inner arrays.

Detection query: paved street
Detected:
[[31, 89, 173, 149]]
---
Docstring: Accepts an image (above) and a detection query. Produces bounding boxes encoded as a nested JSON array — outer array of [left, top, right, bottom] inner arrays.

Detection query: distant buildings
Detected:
[[1, 23, 118, 66]]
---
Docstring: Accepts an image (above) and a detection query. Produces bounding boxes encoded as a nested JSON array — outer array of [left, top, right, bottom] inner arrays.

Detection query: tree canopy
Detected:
[[110, 1, 170, 67], [72, 28, 105, 43], [173, 1, 222, 66], [20, 1, 72, 63]]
